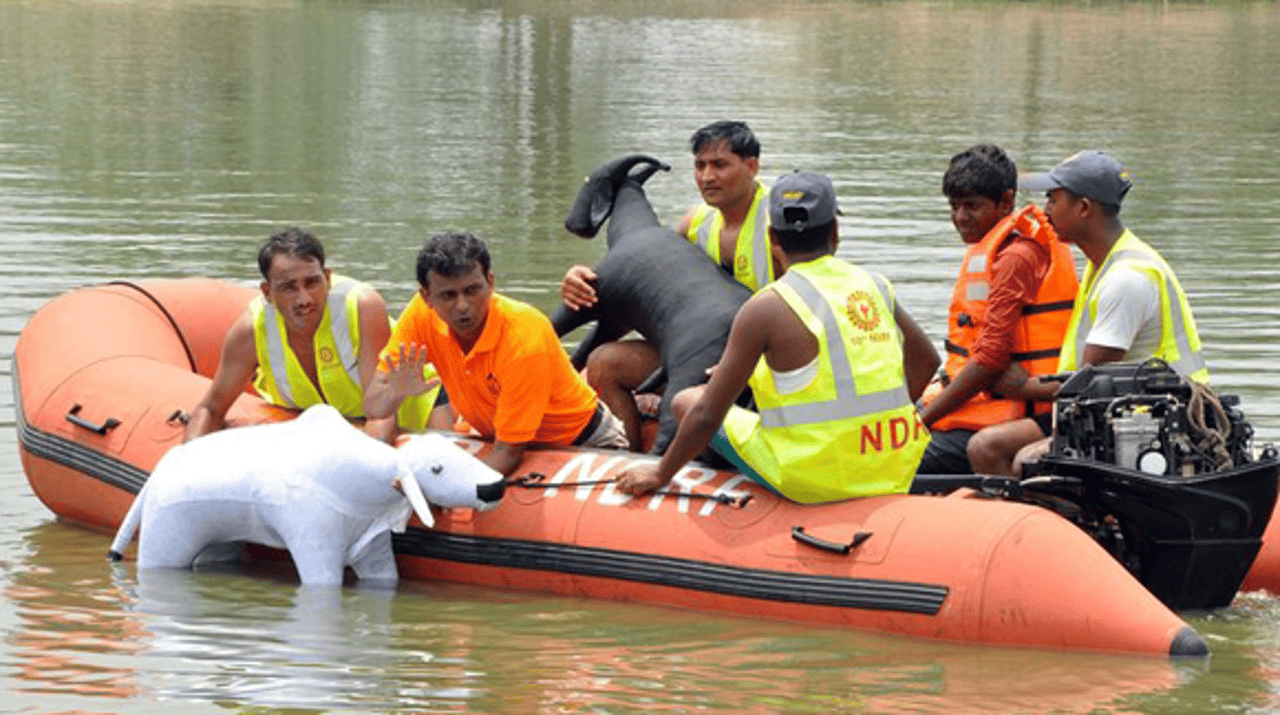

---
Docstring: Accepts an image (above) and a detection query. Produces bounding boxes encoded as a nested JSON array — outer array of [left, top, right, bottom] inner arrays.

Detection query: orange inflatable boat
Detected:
[[14, 279, 1208, 656], [1243, 505, 1280, 593]]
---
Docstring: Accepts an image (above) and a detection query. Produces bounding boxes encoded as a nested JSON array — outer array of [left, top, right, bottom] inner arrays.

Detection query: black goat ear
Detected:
[[431, 464, 443, 474]]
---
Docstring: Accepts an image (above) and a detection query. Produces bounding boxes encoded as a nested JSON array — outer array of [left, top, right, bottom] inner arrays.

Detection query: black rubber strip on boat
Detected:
[[392, 529, 948, 615], [13, 368, 149, 495], [14, 367, 949, 616]]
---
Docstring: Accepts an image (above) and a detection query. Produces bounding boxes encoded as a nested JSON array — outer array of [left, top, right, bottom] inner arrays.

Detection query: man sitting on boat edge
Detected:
[[364, 231, 629, 477], [915, 144, 1079, 475], [184, 227, 442, 442], [615, 172, 939, 502], [965, 150, 1211, 476]]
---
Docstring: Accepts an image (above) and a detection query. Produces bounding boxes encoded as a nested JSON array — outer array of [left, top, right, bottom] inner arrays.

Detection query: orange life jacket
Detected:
[[932, 203, 1079, 432]]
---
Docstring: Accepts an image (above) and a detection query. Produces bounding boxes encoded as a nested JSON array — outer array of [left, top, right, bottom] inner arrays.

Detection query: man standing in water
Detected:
[[558, 121, 778, 450], [615, 172, 938, 502]]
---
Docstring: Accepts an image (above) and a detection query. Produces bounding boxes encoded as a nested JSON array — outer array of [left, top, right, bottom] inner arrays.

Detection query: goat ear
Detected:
[[589, 189, 615, 231], [564, 174, 607, 238]]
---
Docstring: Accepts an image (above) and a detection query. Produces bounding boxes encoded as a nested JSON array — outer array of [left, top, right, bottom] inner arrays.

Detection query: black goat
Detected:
[[551, 154, 752, 454]]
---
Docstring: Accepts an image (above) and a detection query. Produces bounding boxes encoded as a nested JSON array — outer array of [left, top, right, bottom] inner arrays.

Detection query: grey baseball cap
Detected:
[[1021, 150, 1133, 206], [769, 170, 841, 232]]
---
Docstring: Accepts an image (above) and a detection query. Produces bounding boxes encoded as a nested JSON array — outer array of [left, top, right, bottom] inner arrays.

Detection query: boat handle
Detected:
[[65, 404, 122, 436], [791, 526, 872, 555]]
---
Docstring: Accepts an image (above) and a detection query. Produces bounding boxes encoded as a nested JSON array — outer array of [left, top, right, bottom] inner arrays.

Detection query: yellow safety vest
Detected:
[[686, 181, 775, 291], [723, 255, 928, 503], [252, 275, 367, 417], [1057, 230, 1210, 384], [252, 276, 441, 426]]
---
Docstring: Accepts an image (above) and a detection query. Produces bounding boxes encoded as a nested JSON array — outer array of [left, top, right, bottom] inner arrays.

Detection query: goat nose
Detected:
[[476, 479, 507, 503]]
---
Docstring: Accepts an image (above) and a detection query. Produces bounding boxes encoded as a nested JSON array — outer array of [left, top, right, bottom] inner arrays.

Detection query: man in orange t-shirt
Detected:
[[364, 231, 628, 476]]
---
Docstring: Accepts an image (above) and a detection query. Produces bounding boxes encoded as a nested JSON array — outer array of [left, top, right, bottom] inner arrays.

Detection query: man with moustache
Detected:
[[364, 231, 628, 477], [558, 120, 778, 450], [186, 227, 433, 440]]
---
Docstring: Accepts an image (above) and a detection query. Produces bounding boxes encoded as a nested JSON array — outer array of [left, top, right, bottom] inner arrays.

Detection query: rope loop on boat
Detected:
[[511, 472, 751, 508], [107, 280, 199, 373]]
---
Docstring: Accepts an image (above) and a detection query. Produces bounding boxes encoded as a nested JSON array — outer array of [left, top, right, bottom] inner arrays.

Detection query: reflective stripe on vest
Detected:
[[722, 255, 926, 502], [253, 276, 366, 416], [758, 268, 911, 429], [963, 252, 990, 301], [1059, 231, 1208, 382], [688, 182, 773, 291]]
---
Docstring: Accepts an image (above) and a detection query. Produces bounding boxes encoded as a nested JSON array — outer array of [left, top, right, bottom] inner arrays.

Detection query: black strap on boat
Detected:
[[511, 472, 751, 508], [107, 280, 198, 373], [909, 473, 1022, 498], [512, 473, 614, 488]]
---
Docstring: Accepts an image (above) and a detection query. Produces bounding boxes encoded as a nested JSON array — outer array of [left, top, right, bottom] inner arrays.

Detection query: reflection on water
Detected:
[[124, 570, 420, 710], [4, 0, 1280, 712], [4, 519, 145, 707], [6, 522, 1231, 713]]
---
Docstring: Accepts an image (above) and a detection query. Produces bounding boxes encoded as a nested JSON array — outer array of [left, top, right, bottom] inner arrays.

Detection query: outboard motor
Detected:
[[1024, 359, 1280, 610], [1045, 359, 1254, 476]]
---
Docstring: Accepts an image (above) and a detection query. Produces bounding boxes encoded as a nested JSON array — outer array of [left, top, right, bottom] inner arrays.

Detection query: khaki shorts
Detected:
[[575, 402, 629, 450]]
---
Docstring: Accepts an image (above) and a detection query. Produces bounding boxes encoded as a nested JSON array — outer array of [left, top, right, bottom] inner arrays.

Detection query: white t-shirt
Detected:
[[1084, 266, 1162, 359]]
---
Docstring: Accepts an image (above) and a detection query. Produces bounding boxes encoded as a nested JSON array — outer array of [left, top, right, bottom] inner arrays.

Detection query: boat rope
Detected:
[[1185, 380, 1234, 469], [511, 472, 751, 508], [107, 280, 199, 373]]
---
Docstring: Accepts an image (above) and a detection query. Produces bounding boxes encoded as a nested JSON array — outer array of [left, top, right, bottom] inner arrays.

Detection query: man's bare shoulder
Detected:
[[675, 205, 700, 236], [224, 307, 257, 345], [354, 285, 391, 323], [737, 288, 790, 326], [353, 281, 387, 306]]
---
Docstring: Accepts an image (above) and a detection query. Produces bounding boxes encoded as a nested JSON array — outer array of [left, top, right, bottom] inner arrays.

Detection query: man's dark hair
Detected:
[[690, 120, 760, 159], [416, 231, 492, 288], [771, 221, 834, 256], [942, 144, 1016, 203], [258, 226, 325, 280]]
